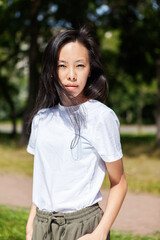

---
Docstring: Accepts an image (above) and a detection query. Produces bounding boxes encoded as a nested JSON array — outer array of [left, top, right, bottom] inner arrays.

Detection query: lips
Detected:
[[65, 84, 78, 87], [64, 84, 78, 91]]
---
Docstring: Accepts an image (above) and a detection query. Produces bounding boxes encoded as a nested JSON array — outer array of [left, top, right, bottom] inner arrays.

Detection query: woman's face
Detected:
[[57, 41, 90, 102]]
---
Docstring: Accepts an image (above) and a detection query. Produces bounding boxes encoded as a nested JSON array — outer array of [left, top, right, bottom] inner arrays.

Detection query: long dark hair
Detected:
[[29, 26, 108, 147]]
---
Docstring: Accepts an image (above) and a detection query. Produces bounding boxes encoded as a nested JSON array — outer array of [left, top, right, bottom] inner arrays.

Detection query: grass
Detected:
[[0, 119, 22, 125], [0, 205, 159, 240], [0, 205, 29, 240], [122, 134, 160, 195], [0, 144, 33, 176], [0, 132, 160, 195], [103, 134, 160, 195], [0, 133, 33, 176], [103, 154, 160, 195], [110, 230, 160, 240]]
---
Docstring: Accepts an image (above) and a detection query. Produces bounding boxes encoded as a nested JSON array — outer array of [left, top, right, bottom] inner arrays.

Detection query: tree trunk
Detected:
[[10, 108, 17, 136], [19, 0, 41, 145], [137, 89, 143, 133], [0, 76, 17, 136], [156, 59, 160, 147]]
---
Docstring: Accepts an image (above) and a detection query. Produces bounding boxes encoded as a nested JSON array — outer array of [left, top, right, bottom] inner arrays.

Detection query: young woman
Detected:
[[26, 27, 127, 240]]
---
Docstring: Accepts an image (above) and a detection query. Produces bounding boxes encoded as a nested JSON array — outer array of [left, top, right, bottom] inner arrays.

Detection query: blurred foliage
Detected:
[[97, 0, 159, 124], [0, 0, 159, 133]]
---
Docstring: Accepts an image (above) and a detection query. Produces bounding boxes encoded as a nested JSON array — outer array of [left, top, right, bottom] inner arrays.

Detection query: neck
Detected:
[[60, 96, 90, 106]]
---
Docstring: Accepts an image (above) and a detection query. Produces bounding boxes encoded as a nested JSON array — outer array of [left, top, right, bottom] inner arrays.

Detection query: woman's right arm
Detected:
[[26, 202, 36, 240]]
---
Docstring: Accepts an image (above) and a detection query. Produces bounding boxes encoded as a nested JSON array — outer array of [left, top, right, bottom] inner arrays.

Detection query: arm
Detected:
[[26, 202, 36, 240], [78, 158, 127, 240]]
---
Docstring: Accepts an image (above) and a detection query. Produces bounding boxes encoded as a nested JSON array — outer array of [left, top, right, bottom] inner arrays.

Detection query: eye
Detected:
[[57, 64, 66, 68], [77, 64, 85, 68]]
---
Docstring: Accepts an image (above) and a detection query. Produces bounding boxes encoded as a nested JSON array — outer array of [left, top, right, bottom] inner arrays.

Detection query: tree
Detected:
[[19, 0, 42, 144], [0, 1, 26, 135], [0, 0, 100, 144], [1, 0, 159, 146], [156, 59, 160, 146], [99, 0, 160, 145]]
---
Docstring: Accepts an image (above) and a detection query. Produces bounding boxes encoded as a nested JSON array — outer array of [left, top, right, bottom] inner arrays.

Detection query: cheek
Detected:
[[57, 71, 64, 82], [80, 71, 89, 82], [80, 77, 88, 90]]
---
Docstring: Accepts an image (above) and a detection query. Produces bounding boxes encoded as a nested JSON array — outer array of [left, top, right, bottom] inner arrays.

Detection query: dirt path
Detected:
[[0, 123, 156, 134], [0, 174, 160, 236]]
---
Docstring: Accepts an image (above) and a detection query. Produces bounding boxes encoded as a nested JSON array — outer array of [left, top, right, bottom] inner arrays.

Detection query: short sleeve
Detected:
[[92, 109, 123, 162], [27, 115, 39, 155]]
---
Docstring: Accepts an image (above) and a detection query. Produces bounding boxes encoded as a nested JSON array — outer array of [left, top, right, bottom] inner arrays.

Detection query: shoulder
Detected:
[[87, 100, 119, 123], [35, 108, 51, 117], [32, 107, 57, 126]]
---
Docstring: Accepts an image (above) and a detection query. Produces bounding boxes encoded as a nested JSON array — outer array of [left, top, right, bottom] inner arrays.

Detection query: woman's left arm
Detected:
[[77, 158, 127, 240]]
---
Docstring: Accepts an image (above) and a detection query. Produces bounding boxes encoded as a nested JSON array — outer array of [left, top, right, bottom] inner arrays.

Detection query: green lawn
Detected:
[[0, 133, 33, 176], [0, 205, 159, 240], [0, 144, 33, 176], [0, 205, 29, 240]]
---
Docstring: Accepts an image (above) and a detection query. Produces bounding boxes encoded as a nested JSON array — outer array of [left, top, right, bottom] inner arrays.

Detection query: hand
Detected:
[[77, 231, 107, 240], [77, 233, 94, 240]]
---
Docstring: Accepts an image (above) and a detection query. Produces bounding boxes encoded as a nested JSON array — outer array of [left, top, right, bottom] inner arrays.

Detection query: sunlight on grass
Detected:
[[103, 134, 160, 195], [103, 155, 160, 195], [124, 155, 160, 194], [110, 230, 160, 240], [0, 205, 29, 240], [0, 145, 33, 176]]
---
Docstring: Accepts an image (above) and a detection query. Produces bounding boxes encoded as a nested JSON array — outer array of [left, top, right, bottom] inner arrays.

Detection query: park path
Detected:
[[0, 123, 157, 134], [0, 174, 160, 236]]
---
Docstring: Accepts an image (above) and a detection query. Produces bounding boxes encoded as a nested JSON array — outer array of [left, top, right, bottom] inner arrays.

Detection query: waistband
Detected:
[[36, 203, 102, 224]]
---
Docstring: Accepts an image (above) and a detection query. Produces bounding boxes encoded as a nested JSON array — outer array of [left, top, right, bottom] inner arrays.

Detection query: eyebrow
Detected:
[[58, 59, 86, 63], [58, 60, 68, 63], [75, 59, 86, 63]]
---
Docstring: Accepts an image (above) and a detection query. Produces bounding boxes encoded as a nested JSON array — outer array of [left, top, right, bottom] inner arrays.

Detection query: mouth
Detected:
[[64, 85, 78, 90]]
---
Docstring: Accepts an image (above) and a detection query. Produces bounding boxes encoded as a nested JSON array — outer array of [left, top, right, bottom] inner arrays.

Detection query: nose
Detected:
[[67, 67, 76, 81]]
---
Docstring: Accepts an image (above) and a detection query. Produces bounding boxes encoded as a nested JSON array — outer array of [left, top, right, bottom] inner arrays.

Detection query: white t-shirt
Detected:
[[27, 99, 123, 213]]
